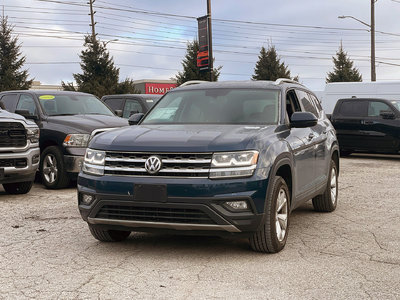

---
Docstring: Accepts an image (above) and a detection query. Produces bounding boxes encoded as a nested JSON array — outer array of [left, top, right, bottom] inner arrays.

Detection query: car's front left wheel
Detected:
[[250, 176, 290, 253]]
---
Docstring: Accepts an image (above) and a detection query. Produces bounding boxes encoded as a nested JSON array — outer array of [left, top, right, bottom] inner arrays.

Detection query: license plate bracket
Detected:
[[134, 184, 167, 202]]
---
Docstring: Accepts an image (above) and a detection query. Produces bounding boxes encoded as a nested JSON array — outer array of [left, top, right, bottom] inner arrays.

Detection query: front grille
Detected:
[[0, 122, 27, 148], [104, 152, 212, 177], [0, 158, 27, 168], [96, 205, 216, 224]]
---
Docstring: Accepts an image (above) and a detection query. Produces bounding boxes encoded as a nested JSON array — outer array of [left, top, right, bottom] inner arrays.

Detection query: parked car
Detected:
[[0, 107, 40, 194], [78, 79, 339, 253], [330, 97, 400, 156], [101, 94, 162, 119], [0, 91, 128, 189]]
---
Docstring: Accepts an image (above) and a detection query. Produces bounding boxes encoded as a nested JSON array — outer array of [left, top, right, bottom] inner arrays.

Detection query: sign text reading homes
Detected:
[[145, 83, 177, 94]]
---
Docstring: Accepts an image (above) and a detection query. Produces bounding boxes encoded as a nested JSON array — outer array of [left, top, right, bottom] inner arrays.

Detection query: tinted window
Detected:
[[143, 89, 280, 125], [339, 101, 367, 117], [286, 90, 301, 120], [368, 101, 392, 117], [390, 100, 400, 111], [296, 90, 318, 117], [16, 94, 37, 116], [38, 94, 114, 116], [104, 98, 124, 110], [309, 93, 322, 112], [0, 94, 19, 112], [123, 100, 143, 118]]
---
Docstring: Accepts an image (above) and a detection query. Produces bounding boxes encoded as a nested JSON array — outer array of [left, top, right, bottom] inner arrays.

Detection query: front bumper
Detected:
[[77, 169, 270, 235], [0, 147, 40, 184], [64, 155, 84, 173]]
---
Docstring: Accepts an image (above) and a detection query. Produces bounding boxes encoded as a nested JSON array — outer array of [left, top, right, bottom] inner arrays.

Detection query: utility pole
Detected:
[[371, 0, 376, 81], [88, 0, 97, 41], [207, 0, 213, 81]]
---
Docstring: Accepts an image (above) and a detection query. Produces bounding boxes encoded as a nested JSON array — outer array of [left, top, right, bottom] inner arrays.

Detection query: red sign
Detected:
[[145, 83, 177, 94]]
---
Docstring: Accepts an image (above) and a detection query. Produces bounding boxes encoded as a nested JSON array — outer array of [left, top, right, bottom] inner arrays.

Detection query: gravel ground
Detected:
[[1, 155, 399, 300]]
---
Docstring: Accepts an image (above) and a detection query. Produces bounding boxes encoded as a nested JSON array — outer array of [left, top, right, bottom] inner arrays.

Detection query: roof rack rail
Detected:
[[275, 78, 304, 86], [179, 80, 208, 87]]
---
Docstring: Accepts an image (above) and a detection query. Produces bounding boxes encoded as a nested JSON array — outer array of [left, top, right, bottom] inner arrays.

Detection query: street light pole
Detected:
[[338, 7, 377, 82], [371, 0, 376, 81]]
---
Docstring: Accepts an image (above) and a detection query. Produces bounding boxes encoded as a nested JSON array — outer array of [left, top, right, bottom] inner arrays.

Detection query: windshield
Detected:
[[142, 88, 280, 125], [39, 94, 114, 116], [390, 100, 400, 111]]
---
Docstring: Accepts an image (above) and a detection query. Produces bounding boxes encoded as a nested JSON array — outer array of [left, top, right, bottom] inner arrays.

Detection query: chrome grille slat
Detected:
[[104, 152, 212, 177]]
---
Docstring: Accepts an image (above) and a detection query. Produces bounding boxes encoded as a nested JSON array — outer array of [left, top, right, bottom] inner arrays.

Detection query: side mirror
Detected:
[[128, 113, 144, 125], [114, 110, 123, 117], [290, 112, 318, 128], [380, 111, 395, 120], [15, 110, 39, 121]]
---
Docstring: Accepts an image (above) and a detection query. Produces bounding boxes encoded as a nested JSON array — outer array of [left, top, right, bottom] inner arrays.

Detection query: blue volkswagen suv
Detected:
[[78, 79, 339, 253]]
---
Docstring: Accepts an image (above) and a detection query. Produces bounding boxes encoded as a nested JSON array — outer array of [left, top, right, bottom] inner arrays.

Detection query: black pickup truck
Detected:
[[0, 91, 128, 189], [330, 98, 400, 155]]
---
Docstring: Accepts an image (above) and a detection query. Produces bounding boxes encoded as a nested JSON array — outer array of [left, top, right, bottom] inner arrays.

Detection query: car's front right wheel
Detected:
[[88, 224, 131, 242], [250, 176, 290, 253]]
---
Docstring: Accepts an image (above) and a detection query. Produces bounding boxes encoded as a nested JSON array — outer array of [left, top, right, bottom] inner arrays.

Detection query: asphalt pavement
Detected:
[[0, 155, 399, 299]]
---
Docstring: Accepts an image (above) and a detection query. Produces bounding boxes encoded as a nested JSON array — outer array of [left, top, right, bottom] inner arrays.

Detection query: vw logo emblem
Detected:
[[145, 156, 162, 174]]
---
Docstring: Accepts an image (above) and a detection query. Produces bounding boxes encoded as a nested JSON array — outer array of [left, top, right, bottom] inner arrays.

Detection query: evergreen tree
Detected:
[[252, 46, 292, 81], [115, 78, 141, 94], [326, 44, 362, 83], [0, 17, 32, 91], [62, 35, 122, 98], [175, 40, 221, 86]]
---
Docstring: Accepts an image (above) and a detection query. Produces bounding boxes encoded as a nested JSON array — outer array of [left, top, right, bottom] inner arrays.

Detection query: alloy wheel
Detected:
[[275, 188, 288, 242], [43, 154, 58, 184]]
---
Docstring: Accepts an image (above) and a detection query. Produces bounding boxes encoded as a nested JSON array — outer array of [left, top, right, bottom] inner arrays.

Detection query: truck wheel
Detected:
[[312, 159, 338, 212], [40, 146, 70, 189], [249, 176, 290, 253], [88, 224, 131, 242], [2, 181, 33, 194]]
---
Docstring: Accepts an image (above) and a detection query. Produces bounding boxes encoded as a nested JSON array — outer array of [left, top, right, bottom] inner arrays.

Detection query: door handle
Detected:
[[307, 133, 315, 141], [362, 120, 374, 125]]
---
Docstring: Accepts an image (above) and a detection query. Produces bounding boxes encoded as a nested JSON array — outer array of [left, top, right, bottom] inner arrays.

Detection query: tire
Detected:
[[2, 181, 33, 194], [312, 159, 338, 212], [88, 224, 131, 242], [40, 146, 70, 189], [250, 176, 290, 253]]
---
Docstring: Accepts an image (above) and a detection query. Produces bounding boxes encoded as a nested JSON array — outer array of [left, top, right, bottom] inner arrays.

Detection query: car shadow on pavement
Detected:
[[344, 153, 400, 161]]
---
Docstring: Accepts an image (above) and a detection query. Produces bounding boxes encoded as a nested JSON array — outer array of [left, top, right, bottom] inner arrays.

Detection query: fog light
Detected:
[[80, 193, 94, 205], [32, 154, 40, 164], [225, 200, 248, 210]]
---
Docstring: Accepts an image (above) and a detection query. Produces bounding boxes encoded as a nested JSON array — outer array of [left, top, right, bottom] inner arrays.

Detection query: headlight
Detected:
[[26, 128, 40, 143], [209, 150, 259, 179], [63, 134, 90, 147], [82, 148, 105, 176]]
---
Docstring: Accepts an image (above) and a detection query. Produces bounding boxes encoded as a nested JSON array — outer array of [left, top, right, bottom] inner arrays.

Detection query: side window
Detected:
[[308, 93, 322, 113], [123, 100, 143, 118], [286, 90, 301, 120], [104, 98, 124, 111], [368, 101, 392, 117], [0, 94, 19, 112], [339, 101, 367, 117], [296, 90, 318, 117], [16, 94, 37, 116]]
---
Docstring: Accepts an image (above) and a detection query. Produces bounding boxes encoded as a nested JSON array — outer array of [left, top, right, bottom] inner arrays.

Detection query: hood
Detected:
[[0, 109, 36, 126], [46, 114, 128, 134], [90, 124, 276, 152]]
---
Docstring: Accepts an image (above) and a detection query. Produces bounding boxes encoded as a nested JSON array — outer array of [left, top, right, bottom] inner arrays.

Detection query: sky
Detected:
[[3, 0, 400, 91]]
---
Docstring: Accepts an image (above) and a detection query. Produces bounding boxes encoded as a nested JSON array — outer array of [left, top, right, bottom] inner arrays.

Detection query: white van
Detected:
[[317, 81, 400, 114]]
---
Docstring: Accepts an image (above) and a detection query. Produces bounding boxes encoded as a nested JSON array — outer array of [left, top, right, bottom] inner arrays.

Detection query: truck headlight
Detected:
[[209, 150, 259, 179], [26, 128, 40, 143], [63, 134, 90, 147], [82, 148, 105, 176]]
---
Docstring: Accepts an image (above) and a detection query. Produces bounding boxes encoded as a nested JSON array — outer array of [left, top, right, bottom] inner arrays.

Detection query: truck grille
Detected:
[[104, 152, 212, 177], [96, 205, 216, 224], [0, 158, 27, 168], [0, 122, 27, 148]]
